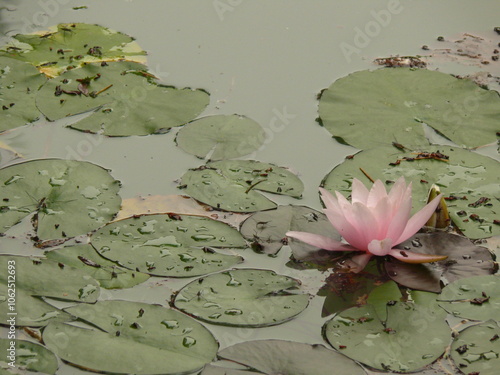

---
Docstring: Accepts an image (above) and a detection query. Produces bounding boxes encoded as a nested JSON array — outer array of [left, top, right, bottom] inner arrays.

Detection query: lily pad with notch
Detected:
[[318, 67, 500, 149], [175, 114, 265, 160], [0, 23, 146, 77], [322, 145, 500, 239], [0, 56, 47, 132], [450, 320, 500, 375], [0, 255, 99, 327], [36, 60, 210, 136], [240, 205, 338, 256], [42, 300, 218, 375], [91, 213, 245, 277], [0, 159, 121, 241], [384, 232, 495, 293], [173, 269, 310, 327], [201, 340, 365, 375], [324, 282, 450, 372], [0, 338, 58, 374], [180, 160, 303, 212], [45, 244, 150, 289], [437, 274, 500, 321]]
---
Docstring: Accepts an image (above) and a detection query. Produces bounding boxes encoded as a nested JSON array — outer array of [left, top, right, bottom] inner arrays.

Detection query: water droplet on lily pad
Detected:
[[81, 186, 101, 198], [191, 234, 216, 242], [161, 320, 179, 329], [182, 336, 196, 347], [4, 175, 23, 185], [224, 309, 243, 316]]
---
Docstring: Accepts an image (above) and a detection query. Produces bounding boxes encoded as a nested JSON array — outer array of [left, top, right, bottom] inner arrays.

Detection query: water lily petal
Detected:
[[368, 238, 393, 256], [387, 177, 409, 213], [351, 202, 380, 247], [335, 191, 360, 228], [351, 178, 369, 205], [395, 194, 443, 245], [347, 253, 373, 273], [319, 187, 340, 211], [388, 248, 448, 264], [286, 231, 356, 251], [324, 208, 366, 250], [371, 196, 391, 237], [385, 193, 412, 243], [366, 179, 388, 207]]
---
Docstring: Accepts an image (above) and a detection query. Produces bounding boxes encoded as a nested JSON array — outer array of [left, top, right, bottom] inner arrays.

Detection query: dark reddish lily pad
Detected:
[[385, 232, 495, 292]]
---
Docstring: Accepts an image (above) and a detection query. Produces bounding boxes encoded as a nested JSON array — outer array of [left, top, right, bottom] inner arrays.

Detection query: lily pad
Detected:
[[42, 300, 218, 375], [173, 269, 310, 327], [385, 233, 495, 293], [0, 56, 47, 132], [91, 213, 245, 277], [202, 340, 366, 375], [318, 67, 500, 149], [240, 205, 338, 255], [324, 285, 450, 372], [175, 114, 265, 160], [36, 60, 209, 136], [450, 320, 500, 375], [322, 145, 500, 239], [437, 275, 500, 321], [45, 244, 150, 289], [0, 339, 58, 374], [0, 159, 121, 241], [0, 255, 99, 327], [180, 160, 303, 212], [0, 23, 146, 77]]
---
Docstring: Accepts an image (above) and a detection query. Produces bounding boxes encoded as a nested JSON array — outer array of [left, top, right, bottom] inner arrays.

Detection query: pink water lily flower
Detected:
[[286, 177, 447, 272]]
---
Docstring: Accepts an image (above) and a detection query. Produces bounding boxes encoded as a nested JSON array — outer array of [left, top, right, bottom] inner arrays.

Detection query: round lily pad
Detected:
[[42, 300, 218, 375], [322, 145, 500, 239], [318, 67, 500, 149], [1, 23, 146, 77], [173, 269, 310, 327], [91, 214, 245, 277], [437, 275, 500, 321], [180, 160, 303, 212], [0, 339, 58, 374], [0, 159, 121, 240], [324, 298, 450, 372], [45, 244, 150, 289], [0, 255, 99, 327], [450, 320, 500, 375], [240, 205, 339, 256], [36, 60, 210, 136], [0, 56, 47, 132], [175, 114, 265, 160], [203, 340, 365, 375]]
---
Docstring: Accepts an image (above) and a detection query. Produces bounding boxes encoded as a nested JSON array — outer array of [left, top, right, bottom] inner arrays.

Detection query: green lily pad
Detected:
[[322, 145, 500, 239], [173, 269, 310, 327], [0, 159, 121, 240], [438, 275, 500, 321], [0, 56, 47, 132], [42, 300, 218, 375], [324, 287, 450, 372], [0, 23, 146, 76], [91, 214, 245, 277], [450, 320, 500, 375], [175, 114, 265, 160], [0, 339, 58, 374], [202, 340, 365, 375], [45, 244, 150, 289], [385, 233, 495, 293], [180, 160, 303, 212], [36, 60, 209, 136], [240, 205, 338, 255], [0, 255, 99, 327], [318, 67, 500, 149]]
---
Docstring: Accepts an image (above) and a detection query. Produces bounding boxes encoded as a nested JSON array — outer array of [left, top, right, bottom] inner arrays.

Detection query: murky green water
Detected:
[[1, 1, 499, 374]]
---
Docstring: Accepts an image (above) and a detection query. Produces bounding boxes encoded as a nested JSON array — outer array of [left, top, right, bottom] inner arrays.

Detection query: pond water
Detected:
[[0, 1, 499, 374]]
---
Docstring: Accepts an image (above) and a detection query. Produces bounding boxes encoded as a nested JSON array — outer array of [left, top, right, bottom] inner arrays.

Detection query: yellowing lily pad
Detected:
[[318, 67, 500, 149], [0, 23, 146, 77], [0, 159, 121, 241], [322, 146, 500, 239], [173, 269, 310, 327], [175, 114, 265, 160], [36, 60, 209, 136]]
